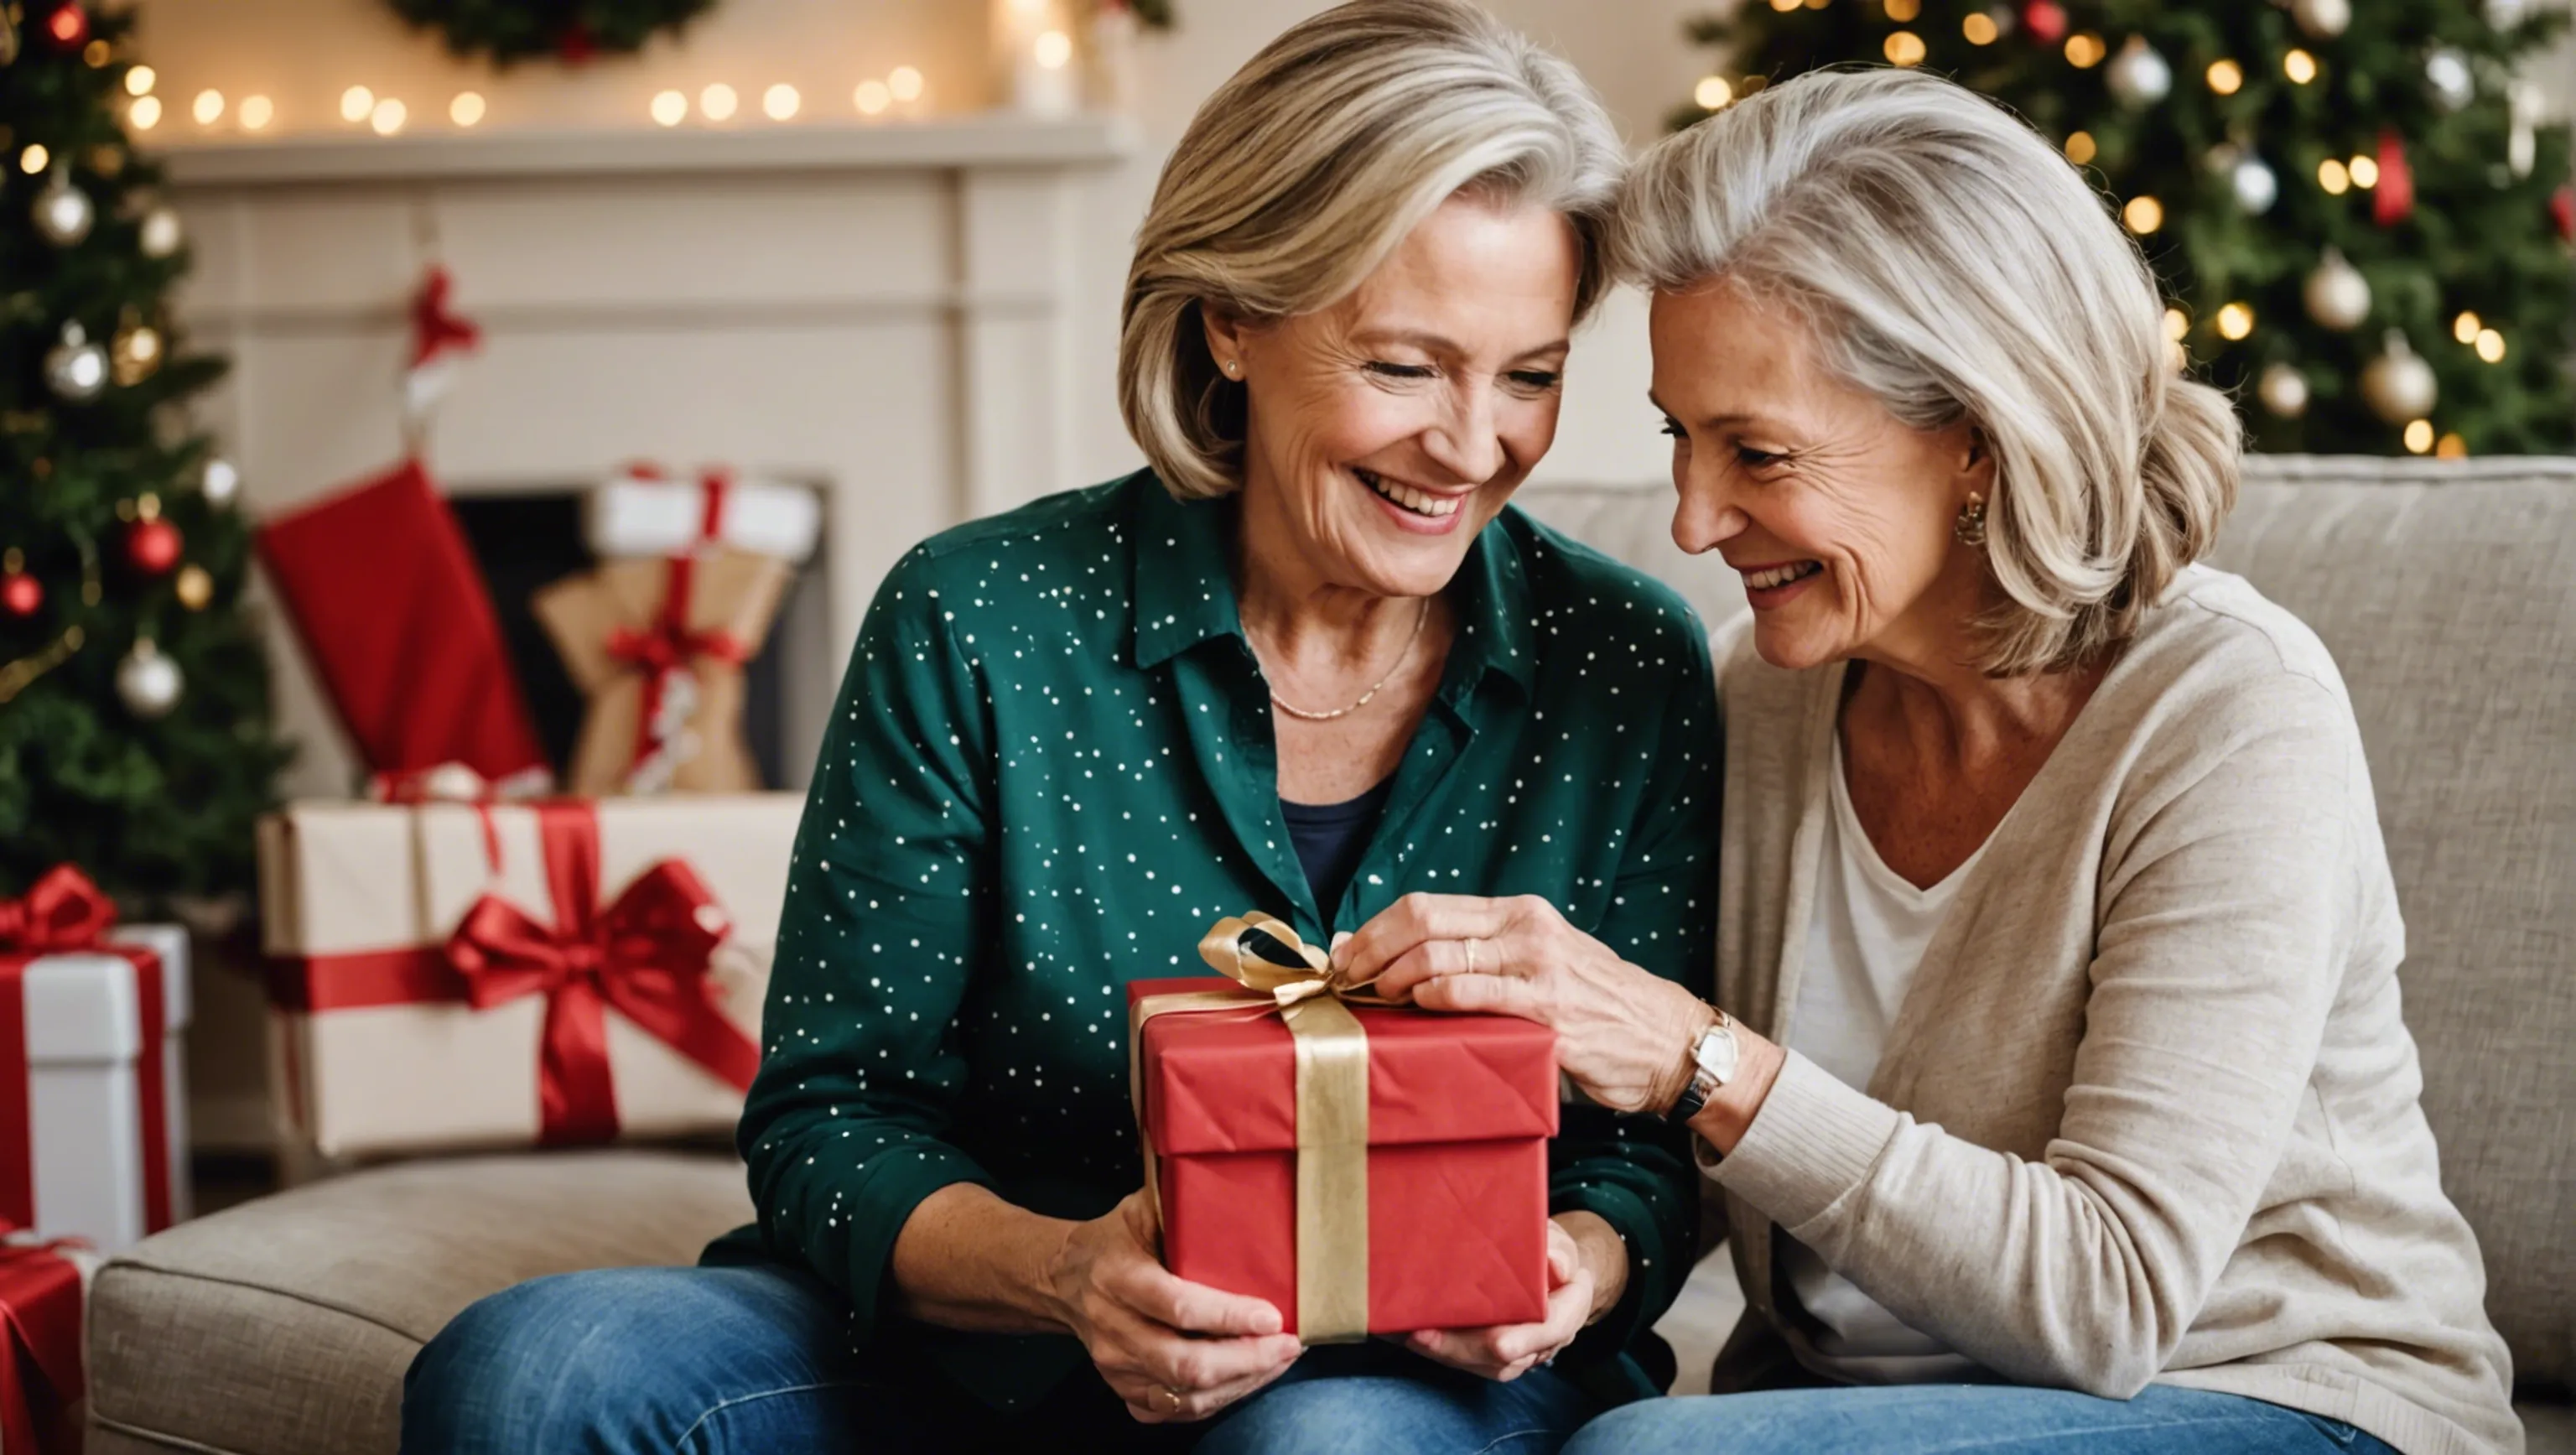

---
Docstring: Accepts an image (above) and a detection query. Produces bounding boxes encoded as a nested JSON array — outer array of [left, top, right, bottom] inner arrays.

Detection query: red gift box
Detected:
[[1128, 955, 1557, 1341]]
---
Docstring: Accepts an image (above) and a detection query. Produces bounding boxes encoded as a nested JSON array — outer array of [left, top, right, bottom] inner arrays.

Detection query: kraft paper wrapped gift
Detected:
[[531, 549, 794, 797], [257, 795, 798, 1160], [1127, 917, 1558, 1340]]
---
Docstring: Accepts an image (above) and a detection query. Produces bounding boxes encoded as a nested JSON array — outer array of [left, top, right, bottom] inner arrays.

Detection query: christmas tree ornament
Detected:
[[44, 321, 108, 401], [2303, 248, 2371, 330], [2021, 0, 2067, 46], [2486, 0, 2528, 23], [1, 550, 40, 617], [2257, 362, 2310, 418], [0, 6, 18, 65], [174, 564, 213, 611], [39, 3, 87, 53], [2360, 331, 2437, 424], [138, 203, 182, 257], [2553, 186, 2573, 245], [2508, 81, 2542, 179], [115, 637, 183, 718], [110, 312, 162, 386], [2231, 154, 2279, 214], [2106, 36, 2172, 108], [2424, 49, 2473, 112], [200, 456, 241, 506], [32, 168, 95, 247], [124, 496, 182, 576], [2372, 130, 2415, 227], [2291, 0, 2349, 39]]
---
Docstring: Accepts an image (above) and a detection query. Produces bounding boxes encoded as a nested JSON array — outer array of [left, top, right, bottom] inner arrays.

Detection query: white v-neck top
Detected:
[[1778, 734, 1988, 1381]]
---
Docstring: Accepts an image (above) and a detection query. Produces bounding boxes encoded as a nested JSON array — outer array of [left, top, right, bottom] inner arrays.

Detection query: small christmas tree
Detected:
[[1674, 0, 2576, 456], [0, 2, 286, 904]]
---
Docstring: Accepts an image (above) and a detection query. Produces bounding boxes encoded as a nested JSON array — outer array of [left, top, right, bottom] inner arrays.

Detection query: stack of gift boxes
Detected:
[[0, 463, 818, 1448]]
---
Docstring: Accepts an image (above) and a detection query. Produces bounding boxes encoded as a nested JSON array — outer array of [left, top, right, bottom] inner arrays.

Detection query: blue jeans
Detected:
[[402, 1262, 1600, 1454], [1564, 1382, 2401, 1455]]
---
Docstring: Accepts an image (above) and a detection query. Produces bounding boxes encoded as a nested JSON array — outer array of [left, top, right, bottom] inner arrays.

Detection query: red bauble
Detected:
[[0, 570, 41, 618], [2023, 0, 2069, 46], [2371, 129, 2415, 227], [41, 3, 89, 51], [2553, 186, 2573, 245], [126, 517, 184, 576]]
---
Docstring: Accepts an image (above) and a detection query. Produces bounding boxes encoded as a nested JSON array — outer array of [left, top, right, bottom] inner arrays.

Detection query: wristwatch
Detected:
[[1665, 1009, 1742, 1125]]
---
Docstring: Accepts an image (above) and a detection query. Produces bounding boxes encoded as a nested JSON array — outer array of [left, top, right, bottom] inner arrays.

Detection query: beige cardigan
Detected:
[[1705, 566, 2521, 1455]]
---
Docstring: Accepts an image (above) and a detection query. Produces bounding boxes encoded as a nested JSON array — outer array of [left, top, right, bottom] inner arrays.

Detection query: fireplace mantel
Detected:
[[169, 117, 1131, 798]]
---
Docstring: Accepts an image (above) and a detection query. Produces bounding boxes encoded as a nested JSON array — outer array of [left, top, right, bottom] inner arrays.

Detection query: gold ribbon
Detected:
[[1128, 913, 1394, 1344]]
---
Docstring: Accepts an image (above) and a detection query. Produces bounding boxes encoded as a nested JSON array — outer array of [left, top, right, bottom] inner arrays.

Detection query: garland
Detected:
[[388, 0, 716, 67]]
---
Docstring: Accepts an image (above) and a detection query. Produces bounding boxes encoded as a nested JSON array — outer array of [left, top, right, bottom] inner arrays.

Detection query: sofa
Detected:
[[86, 455, 2573, 1452]]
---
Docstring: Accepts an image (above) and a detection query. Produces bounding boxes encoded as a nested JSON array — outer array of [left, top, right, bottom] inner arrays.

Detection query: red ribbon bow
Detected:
[[604, 471, 744, 776], [0, 867, 172, 1238], [0, 1230, 84, 1455], [443, 803, 758, 1145]]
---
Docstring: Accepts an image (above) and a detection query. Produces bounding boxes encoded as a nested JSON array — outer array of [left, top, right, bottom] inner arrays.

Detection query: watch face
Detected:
[[1697, 1025, 1741, 1084]]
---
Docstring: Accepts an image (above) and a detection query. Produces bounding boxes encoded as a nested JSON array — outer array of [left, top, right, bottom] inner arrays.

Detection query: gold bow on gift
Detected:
[[1128, 913, 1397, 1344]]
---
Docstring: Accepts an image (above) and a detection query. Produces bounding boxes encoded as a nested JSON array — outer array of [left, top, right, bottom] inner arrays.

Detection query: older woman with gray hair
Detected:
[[405, 3, 1716, 1452], [1343, 68, 2519, 1455]]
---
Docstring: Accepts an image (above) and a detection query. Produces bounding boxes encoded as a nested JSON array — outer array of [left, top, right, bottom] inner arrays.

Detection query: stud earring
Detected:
[[1221, 358, 1241, 378], [1955, 492, 1988, 548]]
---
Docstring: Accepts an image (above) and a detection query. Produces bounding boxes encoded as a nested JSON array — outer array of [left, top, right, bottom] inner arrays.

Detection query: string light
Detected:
[[2163, 307, 2190, 341], [2123, 195, 2164, 234], [1034, 30, 1073, 69], [700, 83, 739, 121], [2216, 302, 2255, 340], [854, 79, 892, 116], [2403, 420, 2434, 454], [2318, 158, 2350, 194], [2435, 432, 2468, 459], [2454, 310, 2482, 343], [1884, 30, 1927, 66], [2475, 328, 2506, 362], [764, 83, 800, 120], [192, 89, 225, 126], [128, 96, 161, 130], [2064, 131, 2096, 164], [1768, 0, 1800, 11], [240, 95, 274, 131], [371, 97, 407, 135], [340, 86, 375, 123], [1962, 12, 1998, 44], [1694, 75, 1734, 110], [451, 91, 486, 127], [124, 65, 155, 96], [2065, 34, 2106, 68], [83, 39, 108, 67], [1883, 0, 1920, 17], [2206, 60, 2243, 95], [18, 144, 48, 174], [889, 66, 925, 102], [2284, 49, 2318, 84], [2348, 154, 2378, 189]]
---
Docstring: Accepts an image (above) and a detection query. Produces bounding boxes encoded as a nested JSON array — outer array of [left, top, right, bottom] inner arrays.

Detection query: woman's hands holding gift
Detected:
[[1045, 1190, 1304, 1424], [1403, 1212, 1624, 1380]]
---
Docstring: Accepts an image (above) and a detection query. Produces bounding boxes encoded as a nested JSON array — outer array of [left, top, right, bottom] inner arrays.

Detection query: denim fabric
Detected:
[[402, 1262, 1602, 1455], [1562, 1381, 2402, 1455]]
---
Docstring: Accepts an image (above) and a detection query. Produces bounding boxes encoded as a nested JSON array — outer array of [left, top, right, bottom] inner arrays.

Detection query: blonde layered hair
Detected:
[[1118, 0, 1623, 501], [1614, 68, 2241, 675]]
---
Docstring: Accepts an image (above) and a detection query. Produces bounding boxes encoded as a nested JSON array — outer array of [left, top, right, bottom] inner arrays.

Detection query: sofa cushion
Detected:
[[1516, 455, 2575, 1390], [88, 1151, 749, 1455]]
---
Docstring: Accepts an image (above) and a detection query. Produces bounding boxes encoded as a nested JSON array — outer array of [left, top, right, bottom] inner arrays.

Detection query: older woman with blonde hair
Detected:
[[404, 3, 1718, 1452], [1343, 67, 2521, 1455]]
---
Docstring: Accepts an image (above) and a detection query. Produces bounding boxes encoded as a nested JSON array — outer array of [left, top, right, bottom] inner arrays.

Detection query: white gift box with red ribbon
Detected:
[[587, 465, 820, 563]]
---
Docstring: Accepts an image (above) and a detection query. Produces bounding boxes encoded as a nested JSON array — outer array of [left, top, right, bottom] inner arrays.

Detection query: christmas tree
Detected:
[[1673, 0, 2576, 456], [0, 3, 285, 904]]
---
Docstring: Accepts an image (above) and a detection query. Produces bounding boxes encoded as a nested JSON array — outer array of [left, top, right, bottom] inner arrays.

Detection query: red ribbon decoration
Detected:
[[408, 265, 480, 372], [0, 867, 173, 1236], [605, 470, 745, 772], [2373, 129, 2415, 228], [0, 1231, 83, 1455], [440, 802, 757, 1145]]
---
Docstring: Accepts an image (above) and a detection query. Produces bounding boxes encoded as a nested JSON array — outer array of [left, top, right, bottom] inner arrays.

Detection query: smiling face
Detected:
[[1651, 279, 1994, 673], [1208, 195, 1580, 602]]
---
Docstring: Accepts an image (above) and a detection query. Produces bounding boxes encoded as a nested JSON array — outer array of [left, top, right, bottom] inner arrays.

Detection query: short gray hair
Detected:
[[1119, 0, 1624, 501], [1613, 67, 2241, 675]]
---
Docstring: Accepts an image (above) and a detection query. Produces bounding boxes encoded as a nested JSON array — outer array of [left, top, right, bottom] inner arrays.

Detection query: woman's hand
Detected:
[[1042, 1190, 1304, 1423], [1403, 1213, 1624, 1380], [1335, 893, 1710, 1113]]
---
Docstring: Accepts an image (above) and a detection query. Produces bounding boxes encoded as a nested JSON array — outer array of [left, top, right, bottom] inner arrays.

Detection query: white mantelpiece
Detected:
[[165, 117, 1129, 797]]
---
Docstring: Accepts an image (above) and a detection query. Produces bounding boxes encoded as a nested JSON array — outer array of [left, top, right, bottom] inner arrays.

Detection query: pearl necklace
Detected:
[[1253, 599, 1431, 722]]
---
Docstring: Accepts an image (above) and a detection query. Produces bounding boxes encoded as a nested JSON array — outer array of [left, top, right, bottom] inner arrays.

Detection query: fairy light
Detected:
[[2216, 302, 2255, 340], [2454, 311, 2482, 343], [451, 91, 486, 127], [192, 89, 224, 126], [764, 83, 800, 120], [128, 96, 161, 130], [2403, 420, 2434, 454], [240, 95, 274, 131], [854, 78, 892, 116], [2283, 49, 2318, 84], [2206, 60, 2243, 95], [1962, 13, 1998, 44], [371, 97, 407, 135], [1694, 75, 1734, 110], [2475, 329, 2506, 362], [2435, 432, 2468, 459], [651, 89, 688, 126], [2163, 307, 2190, 341], [2065, 34, 2106, 68], [2318, 158, 2350, 194], [1884, 30, 1927, 66], [18, 144, 48, 174], [124, 65, 155, 96], [1768, 0, 1801, 11], [2349, 154, 2379, 188], [2123, 195, 2164, 234], [701, 83, 739, 121], [889, 65, 925, 102], [1883, 0, 1920, 17], [2064, 131, 2096, 164], [340, 86, 375, 123], [1034, 30, 1073, 69]]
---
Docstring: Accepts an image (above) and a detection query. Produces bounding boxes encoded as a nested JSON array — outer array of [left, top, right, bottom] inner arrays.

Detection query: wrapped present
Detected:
[[257, 795, 797, 1159], [531, 548, 793, 796], [0, 867, 190, 1256], [0, 1231, 88, 1455], [1128, 915, 1557, 1342], [588, 465, 820, 563]]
